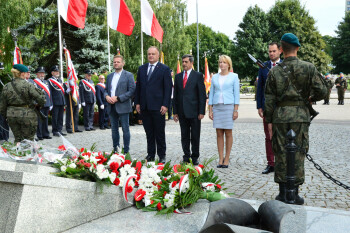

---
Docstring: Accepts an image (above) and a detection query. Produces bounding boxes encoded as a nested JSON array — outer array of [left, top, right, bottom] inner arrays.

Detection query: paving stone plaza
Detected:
[[34, 93, 350, 212]]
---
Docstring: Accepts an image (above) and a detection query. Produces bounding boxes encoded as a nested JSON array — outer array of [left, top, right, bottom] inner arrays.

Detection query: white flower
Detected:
[[60, 165, 67, 172], [89, 156, 99, 164], [68, 163, 77, 169], [109, 172, 116, 183], [82, 155, 89, 161], [95, 164, 109, 179]]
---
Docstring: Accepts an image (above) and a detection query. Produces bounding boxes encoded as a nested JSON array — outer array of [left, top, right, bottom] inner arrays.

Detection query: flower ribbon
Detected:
[[123, 175, 137, 204], [179, 174, 189, 194], [174, 208, 192, 215], [195, 166, 203, 175]]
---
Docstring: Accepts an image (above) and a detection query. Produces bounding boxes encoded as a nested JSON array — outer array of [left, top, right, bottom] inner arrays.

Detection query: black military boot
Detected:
[[275, 183, 287, 203], [294, 185, 305, 205], [338, 100, 341, 105], [341, 100, 344, 105]]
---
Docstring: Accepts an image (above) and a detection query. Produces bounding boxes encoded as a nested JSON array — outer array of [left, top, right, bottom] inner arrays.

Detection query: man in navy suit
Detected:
[[96, 75, 110, 130], [32, 66, 52, 140], [104, 55, 135, 153], [173, 55, 206, 165], [256, 42, 282, 174], [48, 65, 66, 136], [79, 69, 96, 131], [135, 46, 172, 163]]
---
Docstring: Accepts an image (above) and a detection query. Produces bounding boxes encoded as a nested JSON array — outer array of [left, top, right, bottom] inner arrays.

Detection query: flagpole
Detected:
[[196, 0, 199, 72], [106, 1, 111, 72], [64, 49, 75, 133], [141, 0, 144, 64], [58, 10, 64, 82]]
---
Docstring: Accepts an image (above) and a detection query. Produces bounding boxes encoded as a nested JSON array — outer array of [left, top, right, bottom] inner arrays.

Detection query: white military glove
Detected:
[[82, 102, 86, 107], [49, 106, 53, 111], [100, 105, 104, 109], [66, 87, 71, 93], [78, 104, 81, 109]]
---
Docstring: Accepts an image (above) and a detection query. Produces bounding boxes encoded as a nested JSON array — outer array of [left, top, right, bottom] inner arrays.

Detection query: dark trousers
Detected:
[[52, 105, 64, 134], [66, 104, 80, 131], [142, 110, 166, 159], [0, 114, 9, 141], [83, 103, 94, 129], [179, 116, 201, 160], [37, 107, 50, 138], [167, 99, 173, 119], [98, 106, 109, 128], [263, 117, 274, 166]]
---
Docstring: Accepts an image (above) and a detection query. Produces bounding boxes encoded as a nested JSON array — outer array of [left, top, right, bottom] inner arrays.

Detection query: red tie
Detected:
[[273, 63, 276, 67], [183, 71, 188, 88]]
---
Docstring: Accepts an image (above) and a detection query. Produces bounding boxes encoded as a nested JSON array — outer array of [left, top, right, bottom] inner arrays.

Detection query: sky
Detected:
[[186, 0, 346, 39]]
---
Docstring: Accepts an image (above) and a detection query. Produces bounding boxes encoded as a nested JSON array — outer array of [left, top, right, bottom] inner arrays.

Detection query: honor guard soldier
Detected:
[[335, 72, 348, 105], [79, 69, 96, 131], [264, 33, 327, 205], [48, 65, 67, 136], [64, 81, 82, 133], [0, 64, 46, 143], [323, 73, 334, 105], [33, 66, 53, 140], [96, 75, 110, 130]]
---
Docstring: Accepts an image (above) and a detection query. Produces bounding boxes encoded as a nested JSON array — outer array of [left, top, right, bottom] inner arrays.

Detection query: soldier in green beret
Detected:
[[0, 64, 46, 142], [323, 73, 334, 105], [335, 72, 347, 105], [264, 33, 327, 205]]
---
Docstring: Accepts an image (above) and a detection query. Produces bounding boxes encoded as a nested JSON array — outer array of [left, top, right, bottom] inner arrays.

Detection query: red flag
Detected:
[[141, 0, 163, 43], [107, 0, 135, 36], [176, 59, 181, 74], [204, 57, 211, 93], [58, 0, 88, 29]]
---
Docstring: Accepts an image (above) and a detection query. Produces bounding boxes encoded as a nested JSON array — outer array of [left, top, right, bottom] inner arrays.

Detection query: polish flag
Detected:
[[57, 0, 88, 29], [64, 47, 79, 104], [107, 0, 135, 36], [176, 59, 181, 74], [141, 0, 163, 43], [204, 57, 211, 93], [13, 47, 22, 65]]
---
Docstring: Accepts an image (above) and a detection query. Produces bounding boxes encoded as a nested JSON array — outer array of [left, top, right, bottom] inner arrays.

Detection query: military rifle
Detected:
[[248, 53, 270, 70]]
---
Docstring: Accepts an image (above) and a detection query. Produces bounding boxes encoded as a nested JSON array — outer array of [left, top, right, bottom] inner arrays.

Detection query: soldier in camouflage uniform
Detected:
[[335, 72, 347, 105], [323, 73, 334, 105], [264, 33, 327, 205], [0, 64, 46, 143]]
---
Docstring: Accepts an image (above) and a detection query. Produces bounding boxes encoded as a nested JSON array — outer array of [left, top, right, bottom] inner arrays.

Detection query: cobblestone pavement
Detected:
[[30, 97, 350, 211]]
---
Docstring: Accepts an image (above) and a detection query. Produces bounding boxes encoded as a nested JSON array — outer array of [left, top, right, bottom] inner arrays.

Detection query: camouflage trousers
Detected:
[[272, 122, 309, 185], [325, 89, 331, 101], [337, 87, 345, 100], [8, 116, 37, 143]]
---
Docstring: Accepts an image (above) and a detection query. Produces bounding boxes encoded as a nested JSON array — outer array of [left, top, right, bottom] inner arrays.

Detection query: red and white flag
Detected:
[[13, 47, 22, 65], [57, 0, 88, 29], [176, 59, 181, 74], [107, 0, 135, 36], [204, 57, 211, 93], [64, 47, 79, 103], [141, 0, 163, 43]]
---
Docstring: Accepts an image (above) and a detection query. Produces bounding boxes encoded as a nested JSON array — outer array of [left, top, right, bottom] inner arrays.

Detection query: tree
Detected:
[[185, 23, 233, 73], [332, 12, 350, 74], [232, 5, 270, 80], [267, 0, 331, 73], [322, 35, 335, 58]]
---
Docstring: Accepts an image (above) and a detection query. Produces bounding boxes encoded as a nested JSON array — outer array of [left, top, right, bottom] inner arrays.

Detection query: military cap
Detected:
[[13, 64, 29, 73], [84, 69, 93, 75], [281, 33, 301, 47], [35, 66, 46, 73], [340, 72, 343, 74], [50, 65, 59, 72], [325, 73, 329, 76]]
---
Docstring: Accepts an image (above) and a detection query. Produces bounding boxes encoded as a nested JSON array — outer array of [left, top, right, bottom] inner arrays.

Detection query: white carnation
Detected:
[[68, 163, 76, 169], [60, 165, 67, 172]]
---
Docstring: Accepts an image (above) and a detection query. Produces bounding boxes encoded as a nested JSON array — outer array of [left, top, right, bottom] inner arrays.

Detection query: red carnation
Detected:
[[113, 170, 119, 176], [79, 148, 85, 153], [1, 147, 7, 153], [96, 154, 107, 164], [58, 145, 66, 151], [199, 164, 204, 169], [126, 186, 133, 193], [163, 178, 167, 181], [158, 163, 164, 165], [163, 191, 167, 197], [151, 200, 154, 205], [124, 160, 132, 165], [109, 162, 120, 171], [113, 178, 120, 186], [157, 202, 162, 211], [216, 184, 222, 190], [171, 181, 178, 188], [134, 189, 146, 201]]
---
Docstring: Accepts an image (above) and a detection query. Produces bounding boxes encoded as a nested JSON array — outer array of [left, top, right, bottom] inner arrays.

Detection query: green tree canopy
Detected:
[[232, 5, 270, 79], [332, 12, 350, 74], [185, 23, 233, 74]]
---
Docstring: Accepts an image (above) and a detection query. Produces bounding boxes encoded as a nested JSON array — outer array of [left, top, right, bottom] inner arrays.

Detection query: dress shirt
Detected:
[[271, 59, 281, 68], [111, 69, 123, 97], [147, 62, 158, 74], [183, 69, 192, 80]]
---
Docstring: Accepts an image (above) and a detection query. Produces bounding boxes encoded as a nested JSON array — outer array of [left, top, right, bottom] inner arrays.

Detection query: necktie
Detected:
[[183, 71, 188, 88], [273, 63, 276, 67], [148, 65, 153, 80]]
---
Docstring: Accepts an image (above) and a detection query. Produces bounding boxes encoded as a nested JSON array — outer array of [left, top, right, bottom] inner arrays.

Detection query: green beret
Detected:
[[325, 73, 329, 76], [281, 33, 301, 47], [340, 72, 343, 74], [13, 64, 29, 73]]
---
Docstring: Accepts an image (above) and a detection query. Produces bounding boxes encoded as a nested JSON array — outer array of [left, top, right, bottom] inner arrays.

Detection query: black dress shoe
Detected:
[[159, 157, 166, 164], [75, 129, 83, 132], [221, 165, 229, 168], [100, 127, 106, 130], [262, 165, 274, 174], [53, 133, 60, 137], [38, 137, 44, 140], [105, 126, 111, 129], [60, 132, 67, 136], [90, 128, 96, 131], [85, 128, 91, 131], [145, 155, 155, 162], [67, 130, 73, 134], [182, 157, 190, 163], [43, 136, 52, 139], [192, 158, 199, 165], [217, 164, 223, 168]]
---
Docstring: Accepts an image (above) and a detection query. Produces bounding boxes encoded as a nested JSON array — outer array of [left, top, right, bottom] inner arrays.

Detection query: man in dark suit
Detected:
[[48, 65, 67, 136], [32, 66, 52, 140], [79, 69, 96, 131], [104, 55, 135, 153], [64, 81, 82, 133], [135, 46, 172, 163], [173, 55, 206, 165], [96, 75, 110, 130], [256, 42, 282, 174]]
